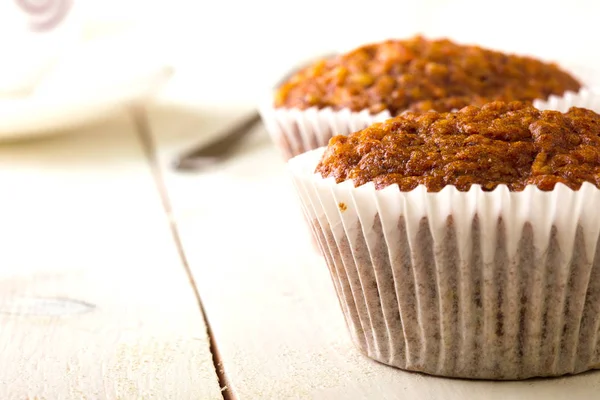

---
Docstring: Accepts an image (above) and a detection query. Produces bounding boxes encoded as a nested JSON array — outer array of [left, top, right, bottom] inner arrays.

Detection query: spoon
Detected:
[[172, 52, 336, 171]]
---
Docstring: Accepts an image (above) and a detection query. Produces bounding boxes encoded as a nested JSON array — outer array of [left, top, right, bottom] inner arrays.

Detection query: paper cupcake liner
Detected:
[[258, 100, 391, 160], [289, 147, 600, 380], [260, 88, 593, 161]]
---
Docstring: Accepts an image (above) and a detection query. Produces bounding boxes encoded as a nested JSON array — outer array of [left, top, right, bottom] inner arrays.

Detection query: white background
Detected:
[[80, 0, 600, 105]]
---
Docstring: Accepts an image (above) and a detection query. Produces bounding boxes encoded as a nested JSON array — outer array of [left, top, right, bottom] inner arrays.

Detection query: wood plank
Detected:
[[0, 112, 222, 400], [148, 105, 600, 399]]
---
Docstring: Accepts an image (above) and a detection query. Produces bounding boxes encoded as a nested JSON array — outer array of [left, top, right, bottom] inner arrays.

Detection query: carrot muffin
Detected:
[[261, 36, 583, 160], [288, 100, 600, 380], [317, 101, 600, 191]]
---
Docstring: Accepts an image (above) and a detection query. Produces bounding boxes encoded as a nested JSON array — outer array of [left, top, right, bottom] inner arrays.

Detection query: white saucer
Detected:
[[0, 31, 172, 140]]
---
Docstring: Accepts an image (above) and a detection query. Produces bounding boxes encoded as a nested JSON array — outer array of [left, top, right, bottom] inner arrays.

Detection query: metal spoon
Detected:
[[172, 52, 336, 171]]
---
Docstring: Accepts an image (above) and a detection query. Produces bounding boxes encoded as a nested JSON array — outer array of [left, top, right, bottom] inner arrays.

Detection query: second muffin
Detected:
[[262, 36, 582, 160]]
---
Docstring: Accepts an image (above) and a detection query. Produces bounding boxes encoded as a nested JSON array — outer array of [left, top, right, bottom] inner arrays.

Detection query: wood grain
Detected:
[[0, 112, 222, 400], [148, 106, 600, 399]]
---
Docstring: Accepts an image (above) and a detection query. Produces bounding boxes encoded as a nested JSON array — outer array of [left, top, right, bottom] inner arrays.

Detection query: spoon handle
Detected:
[[172, 112, 261, 171]]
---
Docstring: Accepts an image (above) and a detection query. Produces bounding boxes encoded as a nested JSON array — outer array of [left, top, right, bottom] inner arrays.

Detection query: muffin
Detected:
[[288, 97, 600, 380], [261, 36, 583, 160]]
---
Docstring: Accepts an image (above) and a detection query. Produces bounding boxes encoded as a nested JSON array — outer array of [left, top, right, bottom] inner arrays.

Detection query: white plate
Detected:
[[0, 31, 172, 140]]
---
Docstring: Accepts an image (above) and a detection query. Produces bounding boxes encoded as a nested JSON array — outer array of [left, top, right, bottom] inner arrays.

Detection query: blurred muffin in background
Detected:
[[261, 36, 582, 160]]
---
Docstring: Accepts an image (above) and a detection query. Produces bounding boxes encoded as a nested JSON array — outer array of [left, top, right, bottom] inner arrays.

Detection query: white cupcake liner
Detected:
[[533, 88, 600, 111], [260, 88, 593, 160], [258, 100, 391, 160], [286, 91, 600, 380]]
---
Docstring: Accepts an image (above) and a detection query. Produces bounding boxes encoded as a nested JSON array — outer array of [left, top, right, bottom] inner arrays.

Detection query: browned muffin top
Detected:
[[315, 102, 600, 192], [275, 36, 581, 115]]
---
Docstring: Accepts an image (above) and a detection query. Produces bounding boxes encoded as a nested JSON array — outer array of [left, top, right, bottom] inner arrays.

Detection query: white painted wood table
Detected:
[[2, 101, 600, 400]]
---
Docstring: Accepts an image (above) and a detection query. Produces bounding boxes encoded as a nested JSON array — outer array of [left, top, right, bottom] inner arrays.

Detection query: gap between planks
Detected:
[[130, 105, 234, 400]]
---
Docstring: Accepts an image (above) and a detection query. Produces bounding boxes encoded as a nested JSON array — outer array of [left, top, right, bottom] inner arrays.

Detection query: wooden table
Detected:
[[2, 101, 600, 400]]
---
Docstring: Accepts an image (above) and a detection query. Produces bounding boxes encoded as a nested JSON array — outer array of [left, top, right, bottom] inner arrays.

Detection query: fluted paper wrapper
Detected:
[[259, 101, 391, 160], [289, 140, 600, 380], [261, 88, 593, 160]]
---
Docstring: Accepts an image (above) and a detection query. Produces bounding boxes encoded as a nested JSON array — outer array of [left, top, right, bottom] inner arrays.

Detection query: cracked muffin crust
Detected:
[[316, 101, 600, 192]]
